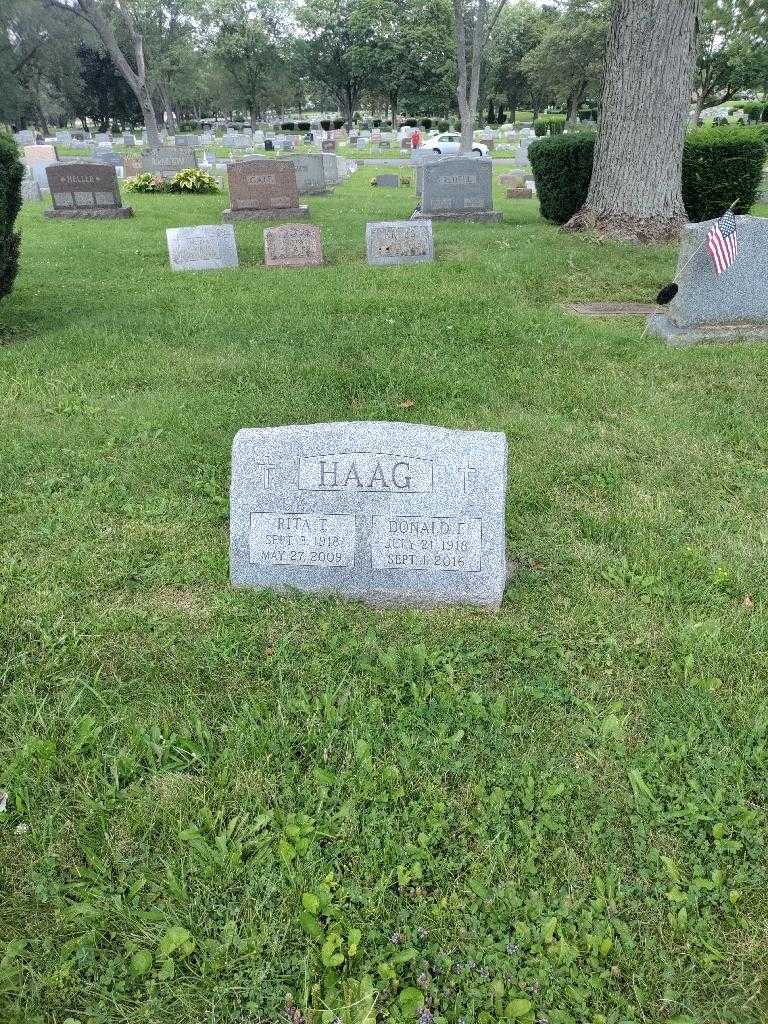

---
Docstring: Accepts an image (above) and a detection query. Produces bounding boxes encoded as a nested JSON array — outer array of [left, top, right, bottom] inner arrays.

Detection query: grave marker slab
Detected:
[[264, 224, 323, 267], [648, 215, 768, 345], [376, 173, 400, 187], [44, 163, 132, 218], [279, 154, 330, 195], [141, 146, 197, 176], [415, 156, 501, 222], [166, 224, 238, 271], [321, 153, 340, 186], [223, 158, 308, 221], [366, 220, 434, 266], [230, 421, 508, 608]]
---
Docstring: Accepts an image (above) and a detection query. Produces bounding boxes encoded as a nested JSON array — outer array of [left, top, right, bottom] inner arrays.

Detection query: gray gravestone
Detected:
[[366, 220, 434, 266], [44, 162, 132, 218], [141, 146, 197, 176], [321, 152, 340, 186], [166, 224, 239, 271], [93, 148, 124, 168], [21, 173, 42, 202], [376, 173, 400, 188], [279, 154, 329, 195], [648, 215, 768, 345], [230, 421, 508, 608], [416, 156, 501, 222], [223, 158, 308, 221]]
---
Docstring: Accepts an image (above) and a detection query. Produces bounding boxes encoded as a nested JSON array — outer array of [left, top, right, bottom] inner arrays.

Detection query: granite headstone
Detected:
[[166, 224, 239, 271], [230, 421, 508, 608], [264, 224, 323, 268], [223, 158, 308, 221], [44, 163, 132, 218], [647, 215, 768, 345], [366, 220, 434, 266], [141, 146, 197, 176], [416, 156, 500, 222]]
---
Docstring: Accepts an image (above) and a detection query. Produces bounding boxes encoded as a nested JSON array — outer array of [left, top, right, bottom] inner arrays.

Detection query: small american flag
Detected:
[[706, 209, 738, 275]]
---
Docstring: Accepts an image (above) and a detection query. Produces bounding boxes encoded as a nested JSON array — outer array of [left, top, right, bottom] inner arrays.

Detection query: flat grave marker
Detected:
[[366, 220, 434, 266], [264, 224, 324, 268], [230, 421, 508, 608], [166, 224, 239, 271]]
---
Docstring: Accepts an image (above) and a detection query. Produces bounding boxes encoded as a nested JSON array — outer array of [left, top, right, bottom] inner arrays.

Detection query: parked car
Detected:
[[422, 132, 489, 156]]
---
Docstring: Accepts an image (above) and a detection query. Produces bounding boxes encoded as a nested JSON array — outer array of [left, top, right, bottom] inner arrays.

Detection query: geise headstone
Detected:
[[264, 223, 323, 268], [278, 154, 330, 195], [414, 156, 501, 222], [166, 224, 238, 271], [44, 163, 133, 219], [230, 421, 508, 608], [223, 158, 308, 221], [647, 215, 768, 345], [366, 220, 434, 267]]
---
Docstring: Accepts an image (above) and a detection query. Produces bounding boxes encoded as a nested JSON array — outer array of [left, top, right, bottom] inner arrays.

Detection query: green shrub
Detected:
[[297, 121, 310, 131], [124, 172, 167, 194], [534, 114, 566, 137], [421, 118, 432, 131], [735, 101, 764, 123], [0, 132, 23, 301], [530, 126, 766, 226], [333, 119, 344, 129], [438, 120, 449, 132], [165, 169, 221, 194], [682, 126, 765, 220], [529, 132, 595, 224]]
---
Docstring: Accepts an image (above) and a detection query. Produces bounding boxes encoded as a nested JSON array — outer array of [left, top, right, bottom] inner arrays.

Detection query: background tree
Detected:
[[41, 0, 162, 144], [296, 0, 367, 129], [349, 0, 454, 127], [691, 0, 768, 123], [566, 0, 700, 242], [521, 1, 607, 124], [452, 0, 508, 150], [486, 0, 556, 120]]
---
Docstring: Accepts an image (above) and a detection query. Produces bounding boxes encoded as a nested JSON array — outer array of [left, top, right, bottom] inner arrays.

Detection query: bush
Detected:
[[165, 168, 221, 194], [297, 121, 310, 131], [421, 118, 432, 131], [124, 173, 167, 194], [529, 125, 767, 226], [438, 120, 450, 132], [682, 126, 765, 220], [735, 101, 764, 123], [280, 122, 295, 131], [0, 132, 23, 302], [333, 119, 344, 129], [403, 118, 418, 128], [529, 132, 595, 223], [320, 120, 331, 131], [534, 114, 566, 137]]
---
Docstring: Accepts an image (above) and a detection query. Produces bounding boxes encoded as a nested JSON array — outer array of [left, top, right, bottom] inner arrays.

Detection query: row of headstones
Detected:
[[167, 219, 435, 270]]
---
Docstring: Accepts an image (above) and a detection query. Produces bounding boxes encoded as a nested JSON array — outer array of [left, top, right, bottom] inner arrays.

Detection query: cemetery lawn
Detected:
[[2, 171, 767, 1024]]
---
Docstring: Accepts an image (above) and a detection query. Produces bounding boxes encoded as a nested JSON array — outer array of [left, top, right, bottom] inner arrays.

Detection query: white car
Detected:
[[422, 132, 489, 156]]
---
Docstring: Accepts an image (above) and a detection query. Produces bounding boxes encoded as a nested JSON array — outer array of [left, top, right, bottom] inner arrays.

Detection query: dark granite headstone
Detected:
[[223, 158, 308, 222], [44, 163, 132, 219]]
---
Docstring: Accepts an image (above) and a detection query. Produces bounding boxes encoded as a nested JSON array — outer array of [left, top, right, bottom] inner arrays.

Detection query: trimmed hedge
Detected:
[[529, 126, 767, 225], [534, 114, 566, 137], [682, 126, 766, 221], [528, 132, 595, 223], [0, 132, 23, 302]]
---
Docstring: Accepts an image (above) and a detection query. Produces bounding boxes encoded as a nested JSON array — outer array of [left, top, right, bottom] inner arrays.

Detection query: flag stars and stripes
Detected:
[[706, 209, 738, 275]]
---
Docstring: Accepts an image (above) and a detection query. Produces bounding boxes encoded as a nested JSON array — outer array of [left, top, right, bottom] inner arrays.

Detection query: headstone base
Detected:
[[411, 209, 502, 223], [298, 188, 333, 196], [647, 313, 768, 347], [222, 205, 309, 221], [44, 206, 133, 219], [505, 187, 533, 199]]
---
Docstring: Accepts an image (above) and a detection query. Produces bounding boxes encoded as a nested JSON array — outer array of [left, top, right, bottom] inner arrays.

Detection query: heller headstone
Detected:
[[264, 223, 323, 268], [366, 220, 434, 266], [230, 421, 508, 608], [44, 163, 132, 219], [223, 158, 308, 221], [647, 215, 768, 345], [415, 156, 501, 222], [166, 225, 239, 271]]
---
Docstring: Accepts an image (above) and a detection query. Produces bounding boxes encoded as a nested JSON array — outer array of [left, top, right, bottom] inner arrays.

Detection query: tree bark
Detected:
[[565, 0, 699, 243], [44, 0, 161, 146]]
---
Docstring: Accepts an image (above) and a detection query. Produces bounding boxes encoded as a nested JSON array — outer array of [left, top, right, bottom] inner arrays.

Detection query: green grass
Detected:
[[1, 170, 767, 1024]]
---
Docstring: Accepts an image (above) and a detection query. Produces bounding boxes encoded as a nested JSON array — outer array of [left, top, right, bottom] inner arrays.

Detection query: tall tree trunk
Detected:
[[565, 0, 699, 242]]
